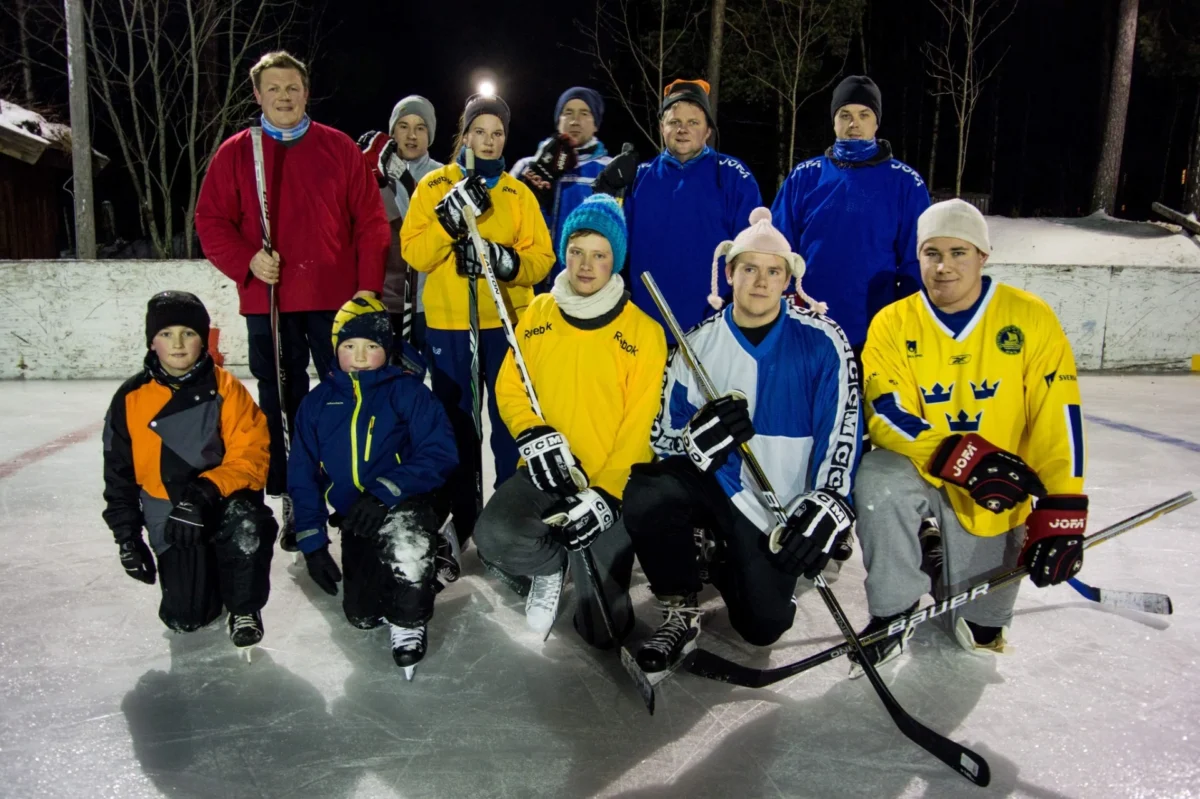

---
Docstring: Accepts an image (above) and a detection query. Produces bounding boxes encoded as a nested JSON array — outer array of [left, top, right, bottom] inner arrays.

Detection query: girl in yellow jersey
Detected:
[[400, 94, 555, 543], [473, 195, 667, 646]]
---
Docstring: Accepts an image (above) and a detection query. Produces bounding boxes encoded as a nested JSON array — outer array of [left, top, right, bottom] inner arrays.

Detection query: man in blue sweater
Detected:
[[594, 79, 762, 335], [513, 86, 614, 290], [771, 75, 931, 351]]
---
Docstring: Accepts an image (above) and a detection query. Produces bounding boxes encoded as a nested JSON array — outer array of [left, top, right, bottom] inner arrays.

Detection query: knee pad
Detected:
[[218, 494, 278, 556]]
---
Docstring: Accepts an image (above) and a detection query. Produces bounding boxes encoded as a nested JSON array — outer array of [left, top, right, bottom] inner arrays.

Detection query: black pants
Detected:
[[155, 490, 277, 632], [341, 498, 440, 628], [624, 457, 799, 647], [246, 311, 336, 495]]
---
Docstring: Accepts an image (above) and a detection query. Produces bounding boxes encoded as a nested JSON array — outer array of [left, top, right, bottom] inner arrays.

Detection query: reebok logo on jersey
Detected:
[[1048, 518, 1086, 530], [503, 186, 519, 195], [525, 323, 553, 339], [614, 331, 638, 355], [428, 176, 451, 188]]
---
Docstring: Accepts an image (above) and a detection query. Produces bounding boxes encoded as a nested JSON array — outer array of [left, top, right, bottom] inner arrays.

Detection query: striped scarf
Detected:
[[261, 114, 311, 142]]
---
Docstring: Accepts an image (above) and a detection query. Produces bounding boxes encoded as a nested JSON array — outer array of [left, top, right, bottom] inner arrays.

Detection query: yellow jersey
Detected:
[[496, 292, 668, 500], [862, 279, 1085, 536], [400, 163, 554, 331]]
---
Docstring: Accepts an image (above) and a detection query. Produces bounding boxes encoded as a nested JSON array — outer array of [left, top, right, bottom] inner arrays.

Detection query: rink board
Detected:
[[2, 258, 1200, 377]]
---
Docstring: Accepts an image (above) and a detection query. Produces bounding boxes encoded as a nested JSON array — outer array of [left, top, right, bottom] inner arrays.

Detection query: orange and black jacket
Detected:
[[102, 352, 270, 553]]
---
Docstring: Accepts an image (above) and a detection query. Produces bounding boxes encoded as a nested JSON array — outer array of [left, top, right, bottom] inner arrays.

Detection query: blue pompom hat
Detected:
[[557, 194, 628, 273]]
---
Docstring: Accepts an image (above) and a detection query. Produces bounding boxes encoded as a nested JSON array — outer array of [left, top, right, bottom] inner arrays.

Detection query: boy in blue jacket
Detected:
[[288, 297, 458, 676]]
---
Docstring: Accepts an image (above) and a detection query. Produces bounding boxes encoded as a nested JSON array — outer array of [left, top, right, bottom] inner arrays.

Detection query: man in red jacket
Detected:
[[196, 50, 391, 546]]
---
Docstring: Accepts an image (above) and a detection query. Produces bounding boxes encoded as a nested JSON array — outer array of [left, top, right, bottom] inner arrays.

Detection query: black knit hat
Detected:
[[463, 94, 512, 135], [830, 75, 882, 124], [660, 79, 715, 127], [145, 291, 210, 348]]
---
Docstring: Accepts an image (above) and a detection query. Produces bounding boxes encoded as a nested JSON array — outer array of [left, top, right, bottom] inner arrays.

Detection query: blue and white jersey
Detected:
[[651, 299, 862, 533]]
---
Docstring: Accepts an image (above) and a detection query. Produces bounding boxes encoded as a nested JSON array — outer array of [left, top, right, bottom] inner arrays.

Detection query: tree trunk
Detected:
[[1186, 88, 1200, 217], [929, 89, 942, 193], [17, 0, 35, 105], [64, 0, 96, 259], [777, 96, 788, 190], [1092, 0, 1139, 214], [707, 0, 726, 123]]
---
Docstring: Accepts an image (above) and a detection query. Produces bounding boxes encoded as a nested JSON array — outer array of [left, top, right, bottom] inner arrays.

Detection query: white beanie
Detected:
[[710, 207, 827, 314], [916, 198, 991, 257]]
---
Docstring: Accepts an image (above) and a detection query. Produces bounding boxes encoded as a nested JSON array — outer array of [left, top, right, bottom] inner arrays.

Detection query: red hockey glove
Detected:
[[1021, 494, 1087, 587], [928, 433, 1046, 513]]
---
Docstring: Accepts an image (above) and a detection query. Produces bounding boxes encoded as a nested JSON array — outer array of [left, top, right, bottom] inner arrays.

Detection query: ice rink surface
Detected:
[[1, 374, 1197, 799]]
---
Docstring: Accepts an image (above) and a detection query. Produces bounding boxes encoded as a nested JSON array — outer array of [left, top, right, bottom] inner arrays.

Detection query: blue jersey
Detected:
[[287, 363, 457, 553], [771, 148, 930, 347], [625, 147, 762, 336], [651, 300, 862, 533]]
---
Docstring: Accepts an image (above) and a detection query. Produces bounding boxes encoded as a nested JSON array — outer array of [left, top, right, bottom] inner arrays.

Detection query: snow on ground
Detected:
[[988, 213, 1200, 268], [0, 375, 1198, 798]]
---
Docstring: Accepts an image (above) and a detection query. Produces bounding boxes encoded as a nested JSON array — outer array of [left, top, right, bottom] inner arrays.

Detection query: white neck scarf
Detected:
[[551, 271, 626, 320]]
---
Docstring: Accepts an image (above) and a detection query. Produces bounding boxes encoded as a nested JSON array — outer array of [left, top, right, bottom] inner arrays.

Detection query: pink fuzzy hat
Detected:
[[709, 207, 827, 314]]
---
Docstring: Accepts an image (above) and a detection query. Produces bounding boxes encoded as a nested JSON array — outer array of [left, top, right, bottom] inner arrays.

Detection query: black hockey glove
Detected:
[[768, 490, 855, 579], [164, 478, 222, 549], [357, 130, 381, 150], [1021, 494, 1087, 587], [541, 487, 620, 551], [516, 425, 587, 495], [928, 433, 1047, 513], [592, 143, 639, 196], [115, 530, 157, 585], [342, 491, 392, 539], [304, 545, 343, 596], [520, 134, 578, 206], [434, 175, 491, 239], [682, 394, 754, 473], [454, 236, 519, 281]]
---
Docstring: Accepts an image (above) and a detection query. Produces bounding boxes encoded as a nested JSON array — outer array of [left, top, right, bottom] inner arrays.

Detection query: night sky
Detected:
[[6, 0, 1197, 244]]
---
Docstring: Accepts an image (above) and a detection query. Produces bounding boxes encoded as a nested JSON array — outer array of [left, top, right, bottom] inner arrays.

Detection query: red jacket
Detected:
[[195, 121, 391, 315]]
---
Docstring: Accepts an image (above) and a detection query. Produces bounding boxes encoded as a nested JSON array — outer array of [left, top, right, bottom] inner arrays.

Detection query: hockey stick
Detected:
[[461, 199, 654, 708], [642, 271, 990, 786], [250, 128, 289, 458], [1151, 202, 1200, 236], [1067, 577, 1174, 615], [464, 150, 485, 522], [687, 492, 1194, 688]]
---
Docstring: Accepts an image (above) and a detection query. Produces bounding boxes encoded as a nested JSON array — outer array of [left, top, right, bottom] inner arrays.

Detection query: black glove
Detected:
[[928, 433, 1047, 513], [116, 531, 156, 585], [541, 487, 620, 551], [1021, 494, 1087, 587], [357, 130, 381, 149], [434, 175, 492, 239], [342, 491, 392, 539], [768, 490, 855, 579], [164, 478, 222, 548], [454, 236, 519, 281], [516, 425, 587, 495], [520, 134, 578, 206], [593, 143, 639, 196], [304, 546, 343, 596], [682, 394, 755, 473]]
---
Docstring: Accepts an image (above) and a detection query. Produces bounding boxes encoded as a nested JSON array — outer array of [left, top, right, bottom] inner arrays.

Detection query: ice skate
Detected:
[[228, 611, 264, 663], [848, 601, 917, 679], [390, 622, 427, 680], [953, 617, 1010, 655], [433, 520, 461, 593], [526, 564, 567, 640], [918, 515, 944, 595], [279, 494, 299, 564], [636, 594, 702, 674]]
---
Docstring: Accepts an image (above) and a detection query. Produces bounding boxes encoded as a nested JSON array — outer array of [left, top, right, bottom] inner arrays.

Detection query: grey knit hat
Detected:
[[389, 95, 436, 145]]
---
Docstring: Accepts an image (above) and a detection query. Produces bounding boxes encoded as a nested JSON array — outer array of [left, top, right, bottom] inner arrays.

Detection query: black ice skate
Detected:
[[918, 516, 944, 596], [636, 594, 702, 673], [390, 622, 427, 680], [847, 601, 918, 679], [228, 611, 264, 662], [279, 494, 298, 557], [433, 520, 461, 593]]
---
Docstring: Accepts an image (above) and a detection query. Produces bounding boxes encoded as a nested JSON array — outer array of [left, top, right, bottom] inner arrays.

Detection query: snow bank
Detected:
[[0, 98, 72, 153], [988, 213, 1200, 268]]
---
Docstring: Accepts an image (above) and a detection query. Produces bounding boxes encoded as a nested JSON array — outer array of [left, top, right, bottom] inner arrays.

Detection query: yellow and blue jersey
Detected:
[[862, 278, 1085, 536]]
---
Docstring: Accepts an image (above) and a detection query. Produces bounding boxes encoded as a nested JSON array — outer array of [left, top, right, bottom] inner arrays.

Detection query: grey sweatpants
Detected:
[[473, 470, 635, 647], [854, 449, 1025, 629]]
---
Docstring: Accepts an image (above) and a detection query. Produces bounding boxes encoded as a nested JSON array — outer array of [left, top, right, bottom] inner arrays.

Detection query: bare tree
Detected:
[[707, 0, 726, 121], [575, 0, 706, 151], [923, 0, 1016, 196], [725, 0, 863, 187], [1092, 0, 1138, 214]]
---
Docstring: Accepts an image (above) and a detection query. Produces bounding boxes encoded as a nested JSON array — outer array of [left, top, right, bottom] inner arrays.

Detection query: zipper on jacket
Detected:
[[320, 461, 334, 506], [365, 416, 375, 462], [350, 375, 364, 491]]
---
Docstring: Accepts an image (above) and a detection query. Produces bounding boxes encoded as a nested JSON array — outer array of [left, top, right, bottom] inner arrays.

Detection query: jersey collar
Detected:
[[723, 299, 786, 358], [918, 277, 997, 342]]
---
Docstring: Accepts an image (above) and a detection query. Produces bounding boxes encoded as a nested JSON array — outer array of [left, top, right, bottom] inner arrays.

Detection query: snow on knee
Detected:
[[224, 498, 261, 556], [379, 509, 432, 584]]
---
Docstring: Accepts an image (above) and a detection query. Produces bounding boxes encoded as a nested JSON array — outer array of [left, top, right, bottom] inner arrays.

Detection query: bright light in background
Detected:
[[478, 80, 496, 98]]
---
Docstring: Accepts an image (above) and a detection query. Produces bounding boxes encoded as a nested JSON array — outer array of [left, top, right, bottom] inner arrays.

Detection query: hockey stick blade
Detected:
[[1151, 202, 1200, 236], [620, 646, 657, 714], [1068, 578, 1173, 615]]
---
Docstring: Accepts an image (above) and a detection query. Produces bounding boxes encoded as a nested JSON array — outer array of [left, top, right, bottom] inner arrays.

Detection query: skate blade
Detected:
[[403, 665, 416, 681], [238, 644, 257, 664], [539, 563, 571, 642]]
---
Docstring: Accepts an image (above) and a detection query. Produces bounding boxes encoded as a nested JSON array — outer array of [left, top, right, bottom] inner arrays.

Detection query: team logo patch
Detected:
[[996, 326, 1024, 355], [906, 340, 921, 358]]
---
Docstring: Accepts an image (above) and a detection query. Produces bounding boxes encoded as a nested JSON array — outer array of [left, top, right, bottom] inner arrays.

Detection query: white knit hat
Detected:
[[710, 207, 827, 314], [916, 198, 991, 257]]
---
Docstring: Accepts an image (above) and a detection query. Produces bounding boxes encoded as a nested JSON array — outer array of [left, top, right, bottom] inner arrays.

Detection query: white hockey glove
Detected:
[[517, 425, 588, 494], [541, 487, 619, 551]]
